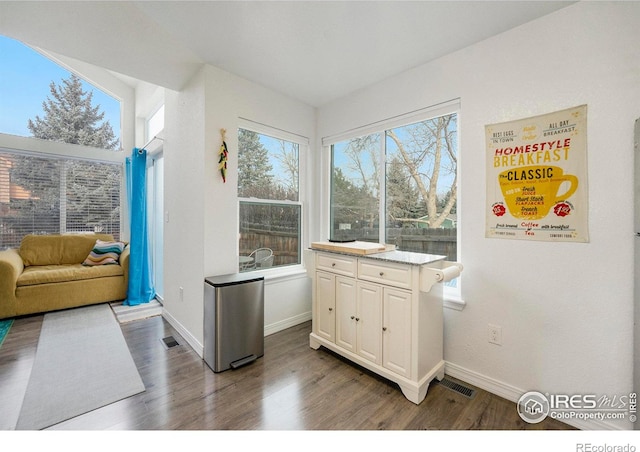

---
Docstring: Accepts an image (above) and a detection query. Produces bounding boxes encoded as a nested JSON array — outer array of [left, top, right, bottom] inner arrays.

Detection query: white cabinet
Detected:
[[358, 258, 412, 289], [309, 250, 451, 404], [382, 286, 412, 378], [354, 281, 382, 365], [335, 275, 357, 352], [315, 271, 336, 342]]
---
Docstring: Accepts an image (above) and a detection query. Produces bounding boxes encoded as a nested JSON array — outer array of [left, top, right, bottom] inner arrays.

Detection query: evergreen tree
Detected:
[[27, 74, 119, 150], [341, 135, 380, 229], [238, 129, 274, 198], [331, 167, 362, 223], [386, 156, 422, 226]]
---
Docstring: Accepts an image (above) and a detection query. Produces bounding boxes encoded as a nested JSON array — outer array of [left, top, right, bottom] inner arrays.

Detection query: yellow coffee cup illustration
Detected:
[[498, 165, 578, 220]]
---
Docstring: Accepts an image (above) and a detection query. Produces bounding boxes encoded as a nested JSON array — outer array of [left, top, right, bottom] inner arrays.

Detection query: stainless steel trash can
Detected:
[[203, 273, 264, 372]]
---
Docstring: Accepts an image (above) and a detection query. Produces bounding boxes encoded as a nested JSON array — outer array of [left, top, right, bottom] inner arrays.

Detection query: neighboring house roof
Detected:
[[0, 157, 37, 202], [413, 213, 457, 228], [417, 213, 457, 222]]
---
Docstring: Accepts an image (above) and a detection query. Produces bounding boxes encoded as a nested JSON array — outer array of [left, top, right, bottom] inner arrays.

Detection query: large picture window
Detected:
[[0, 150, 122, 250], [0, 35, 121, 151], [329, 106, 458, 263], [238, 125, 304, 272]]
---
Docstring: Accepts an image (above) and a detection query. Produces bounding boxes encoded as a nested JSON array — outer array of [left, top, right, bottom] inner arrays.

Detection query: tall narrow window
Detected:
[[147, 153, 164, 300], [238, 126, 303, 272], [145, 104, 164, 299], [330, 134, 380, 243], [329, 108, 458, 263]]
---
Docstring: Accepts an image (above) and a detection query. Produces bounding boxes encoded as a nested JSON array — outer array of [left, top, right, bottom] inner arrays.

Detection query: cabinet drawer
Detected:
[[358, 259, 412, 289], [316, 253, 357, 277]]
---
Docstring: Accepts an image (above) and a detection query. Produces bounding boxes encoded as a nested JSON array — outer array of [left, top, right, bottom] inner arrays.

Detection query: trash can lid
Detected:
[[205, 273, 265, 287]]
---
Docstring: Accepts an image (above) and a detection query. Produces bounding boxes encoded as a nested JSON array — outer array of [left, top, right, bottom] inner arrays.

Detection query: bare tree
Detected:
[[386, 115, 457, 228], [343, 135, 380, 196], [274, 140, 299, 200], [341, 135, 380, 228]]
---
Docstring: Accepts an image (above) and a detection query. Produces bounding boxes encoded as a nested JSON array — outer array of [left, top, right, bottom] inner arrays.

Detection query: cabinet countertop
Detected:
[[312, 248, 446, 266]]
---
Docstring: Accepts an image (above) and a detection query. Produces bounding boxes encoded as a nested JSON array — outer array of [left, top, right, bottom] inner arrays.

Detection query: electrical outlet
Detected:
[[179, 286, 184, 302], [488, 324, 502, 345]]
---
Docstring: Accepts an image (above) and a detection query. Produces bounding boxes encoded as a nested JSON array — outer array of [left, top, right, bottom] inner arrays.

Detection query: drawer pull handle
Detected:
[[379, 272, 384, 276], [350, 315, 355, 320], [328, 307, 333, 312], [382, 327, 387, 332]]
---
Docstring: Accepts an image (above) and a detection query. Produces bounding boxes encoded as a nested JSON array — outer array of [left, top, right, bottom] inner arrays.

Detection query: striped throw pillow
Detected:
[[82, 240, 125, 266]]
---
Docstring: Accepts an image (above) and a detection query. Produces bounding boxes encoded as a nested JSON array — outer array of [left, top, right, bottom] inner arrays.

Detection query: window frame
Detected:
[[237, 118, 309, 277], [322, 100, 463, 305]]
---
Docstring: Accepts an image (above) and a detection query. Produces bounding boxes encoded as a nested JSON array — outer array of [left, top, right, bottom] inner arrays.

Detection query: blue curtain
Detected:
[[124, 148, 155, 306]]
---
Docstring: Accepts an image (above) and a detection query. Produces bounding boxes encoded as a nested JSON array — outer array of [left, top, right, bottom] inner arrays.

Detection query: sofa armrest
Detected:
[[0, 248, 24, 318], [120, 244, 130, 290]]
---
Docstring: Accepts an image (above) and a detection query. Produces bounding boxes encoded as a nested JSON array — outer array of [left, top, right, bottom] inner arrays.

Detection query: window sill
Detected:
[[444, 295, 466, 311], [243, 265, 308, 285]]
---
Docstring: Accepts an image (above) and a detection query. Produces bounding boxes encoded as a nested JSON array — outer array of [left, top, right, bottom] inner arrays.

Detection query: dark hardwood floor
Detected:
[[0, 310, 572, 431]]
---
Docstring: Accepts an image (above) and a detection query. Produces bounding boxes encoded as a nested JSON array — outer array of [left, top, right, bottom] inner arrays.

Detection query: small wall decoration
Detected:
[[486, 105, 589, 242], [218, 128, 228, 183]]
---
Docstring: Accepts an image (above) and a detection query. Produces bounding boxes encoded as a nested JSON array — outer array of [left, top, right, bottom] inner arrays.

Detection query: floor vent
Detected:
[[161, 336, 180, 349], [434, 377, 476, 399]]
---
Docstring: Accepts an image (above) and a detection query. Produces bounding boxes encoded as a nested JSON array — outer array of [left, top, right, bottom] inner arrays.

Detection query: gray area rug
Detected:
[[16, 303, 145, 430]]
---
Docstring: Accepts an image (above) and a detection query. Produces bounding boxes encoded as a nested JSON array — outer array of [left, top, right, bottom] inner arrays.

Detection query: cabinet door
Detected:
[[356, 281, 382, 365], [383, 287, 412, 378], [335, 276, 357, 352], [315, 271, 336, 342]]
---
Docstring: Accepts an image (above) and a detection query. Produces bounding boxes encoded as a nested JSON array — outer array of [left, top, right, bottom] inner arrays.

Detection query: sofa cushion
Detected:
[[17, 263, 124, 287], [82, 240, 126, 266], [19, 234, 115, 266]]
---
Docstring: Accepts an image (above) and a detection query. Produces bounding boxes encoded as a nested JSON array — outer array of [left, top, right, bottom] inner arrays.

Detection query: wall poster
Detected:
[[486, 105, 589, 242]]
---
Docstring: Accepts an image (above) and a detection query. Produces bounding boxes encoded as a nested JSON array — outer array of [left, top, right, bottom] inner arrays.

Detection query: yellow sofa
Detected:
[[0, 234, 129, 320]]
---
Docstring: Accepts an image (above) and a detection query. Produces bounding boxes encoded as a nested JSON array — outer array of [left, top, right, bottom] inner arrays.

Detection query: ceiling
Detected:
[[0, 1, 575, 107]]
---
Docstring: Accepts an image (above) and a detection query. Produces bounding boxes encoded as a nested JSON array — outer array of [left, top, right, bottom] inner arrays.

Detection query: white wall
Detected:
[[163, 69, 207, 349], [163, 65, 314, 353], [316, 2, 640, 430]]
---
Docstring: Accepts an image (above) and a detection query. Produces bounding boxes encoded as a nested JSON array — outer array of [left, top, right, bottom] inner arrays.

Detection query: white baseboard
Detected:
[[161, 310, 311, 359], [161, 310, 204, 358], [444, 361, 627, 431], [444, 361, 524, 402], [264, 311, 311, 337]]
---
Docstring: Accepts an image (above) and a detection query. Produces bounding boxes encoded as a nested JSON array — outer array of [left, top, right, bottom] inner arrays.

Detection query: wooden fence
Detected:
[[239, 224, 457, 267], [389, 228, 457, 261], [240, 226, 299, 267]]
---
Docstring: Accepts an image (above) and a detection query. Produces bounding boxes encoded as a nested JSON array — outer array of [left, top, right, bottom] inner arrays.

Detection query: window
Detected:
[[147, 152, 164, 300], [238, 124, 304, 272], [330, 135, 381, 243], [145, 104, 164, 299], [0, 150, 122, 250], [0, 35, 121, 150], [329, 104, 458, 265], [146, 105, 164, 142]]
